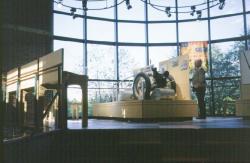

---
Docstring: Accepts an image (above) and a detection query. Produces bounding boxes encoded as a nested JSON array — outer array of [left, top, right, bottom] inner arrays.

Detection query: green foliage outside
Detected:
[[205, 41, 244, 115]]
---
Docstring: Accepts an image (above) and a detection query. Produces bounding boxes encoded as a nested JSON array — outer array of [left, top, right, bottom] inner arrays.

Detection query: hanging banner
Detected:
[[180, 41, 208, 71]]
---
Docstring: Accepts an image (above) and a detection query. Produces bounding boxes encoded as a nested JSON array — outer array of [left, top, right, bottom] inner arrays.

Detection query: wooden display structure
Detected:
[[236, 50, 250, 118], [5, 49, 88, 130], [93, 55, 198, 120]]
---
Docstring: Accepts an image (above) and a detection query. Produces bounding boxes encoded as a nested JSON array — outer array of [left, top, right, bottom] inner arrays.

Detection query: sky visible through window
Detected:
[[53, 0, 247, 80], [53, 0, 245, 53]]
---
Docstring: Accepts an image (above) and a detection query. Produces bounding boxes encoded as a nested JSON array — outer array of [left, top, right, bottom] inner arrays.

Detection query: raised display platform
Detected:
[[93, 100, 198, 120]]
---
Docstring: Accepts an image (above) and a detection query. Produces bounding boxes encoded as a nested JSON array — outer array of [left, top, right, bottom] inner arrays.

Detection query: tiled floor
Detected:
[[67, 117, 250, 129]]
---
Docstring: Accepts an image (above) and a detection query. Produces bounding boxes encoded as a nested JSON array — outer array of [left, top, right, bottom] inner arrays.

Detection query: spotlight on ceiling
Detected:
[[73, 14, 76, 19], [165, 7, 171, 17], [190, 6, 196, 16], [196, 10, 202, 20], [82, 0, 88, 11], [219, 0, 225, 10], [70, 7, 76, 15], [126, 0, 132, 10]]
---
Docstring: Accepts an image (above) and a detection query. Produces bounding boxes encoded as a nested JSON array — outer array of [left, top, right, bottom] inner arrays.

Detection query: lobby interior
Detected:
[[1, 0, 250, 162]]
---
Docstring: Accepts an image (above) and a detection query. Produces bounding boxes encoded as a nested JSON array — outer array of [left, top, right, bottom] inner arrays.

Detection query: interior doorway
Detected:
[[67, 85, 83, 129]]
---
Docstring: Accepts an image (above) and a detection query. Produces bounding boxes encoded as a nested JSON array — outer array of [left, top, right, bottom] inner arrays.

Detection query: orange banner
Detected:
[[180, 41, 208, 71]]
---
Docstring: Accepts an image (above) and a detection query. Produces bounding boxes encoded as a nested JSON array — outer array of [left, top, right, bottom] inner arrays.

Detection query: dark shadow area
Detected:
[[4, 119, 250, 163]]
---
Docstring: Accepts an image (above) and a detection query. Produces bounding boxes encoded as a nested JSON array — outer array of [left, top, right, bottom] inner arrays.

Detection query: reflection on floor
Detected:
[[4, 117, 250, 140], [67, 117, 250, 129]]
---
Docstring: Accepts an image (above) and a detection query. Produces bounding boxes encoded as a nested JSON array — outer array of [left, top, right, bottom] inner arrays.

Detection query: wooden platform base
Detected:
[[93, 100, 198, 119], [236, 99, 250, 117]]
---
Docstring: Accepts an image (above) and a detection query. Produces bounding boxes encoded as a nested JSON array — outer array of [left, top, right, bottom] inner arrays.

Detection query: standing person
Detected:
[[192, 59, 206, 119]]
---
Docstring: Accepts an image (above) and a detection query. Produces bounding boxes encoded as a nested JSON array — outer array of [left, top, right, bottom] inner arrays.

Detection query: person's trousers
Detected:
[[195, 87, 206, 118]]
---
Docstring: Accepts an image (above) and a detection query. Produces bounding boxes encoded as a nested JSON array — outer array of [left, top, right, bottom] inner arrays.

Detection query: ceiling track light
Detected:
[[165, 7, 171, 17], [219, 0, 225, 10], [53, 0, 224, 18], [190, 6, 196, 16], [70, 7, 76, 15], [126, 0, 132, 10], [82, 0, 88, 11], [73, 14, 78, 19], [196, 10, 202, 20]]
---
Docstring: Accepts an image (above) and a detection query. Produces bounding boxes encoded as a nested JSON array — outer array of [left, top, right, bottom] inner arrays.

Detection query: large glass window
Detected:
[[211, 41, 243, 78], [88, 81, 117, 115], [54, 14, 83, 39], [148, 23, 176, 43], [118, 23, 145, 43], [118, 46, 146, 80], [213, 78, 240, 115], [247, 13, 250, 49], [179, 20, 208, 42], [204, 80, 213, 115], [88, 44, 115, 80], [87, 0, 114, 19], [52, 0, 249, 118], [118, 0, 145, 20], [247, 14, 250, 35], [246, 0, 250, 12], [177, 0, 208, 20], [149, 46, 177, 69], [54, 40, 83, 74], [87, 19, 114, 41], [148, 0, 176, 21], [210, 0, 243, 17], [248, 39, 250, 50], [211, 15, 244, 40]]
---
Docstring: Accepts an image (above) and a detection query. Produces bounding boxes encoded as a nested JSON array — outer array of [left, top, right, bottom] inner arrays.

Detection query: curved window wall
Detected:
[[53, 0, 250, 116]]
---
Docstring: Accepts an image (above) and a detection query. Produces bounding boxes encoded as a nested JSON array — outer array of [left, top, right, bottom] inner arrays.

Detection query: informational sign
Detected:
[[159, 55, 191, 100], [180, 41, 208, 71]]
